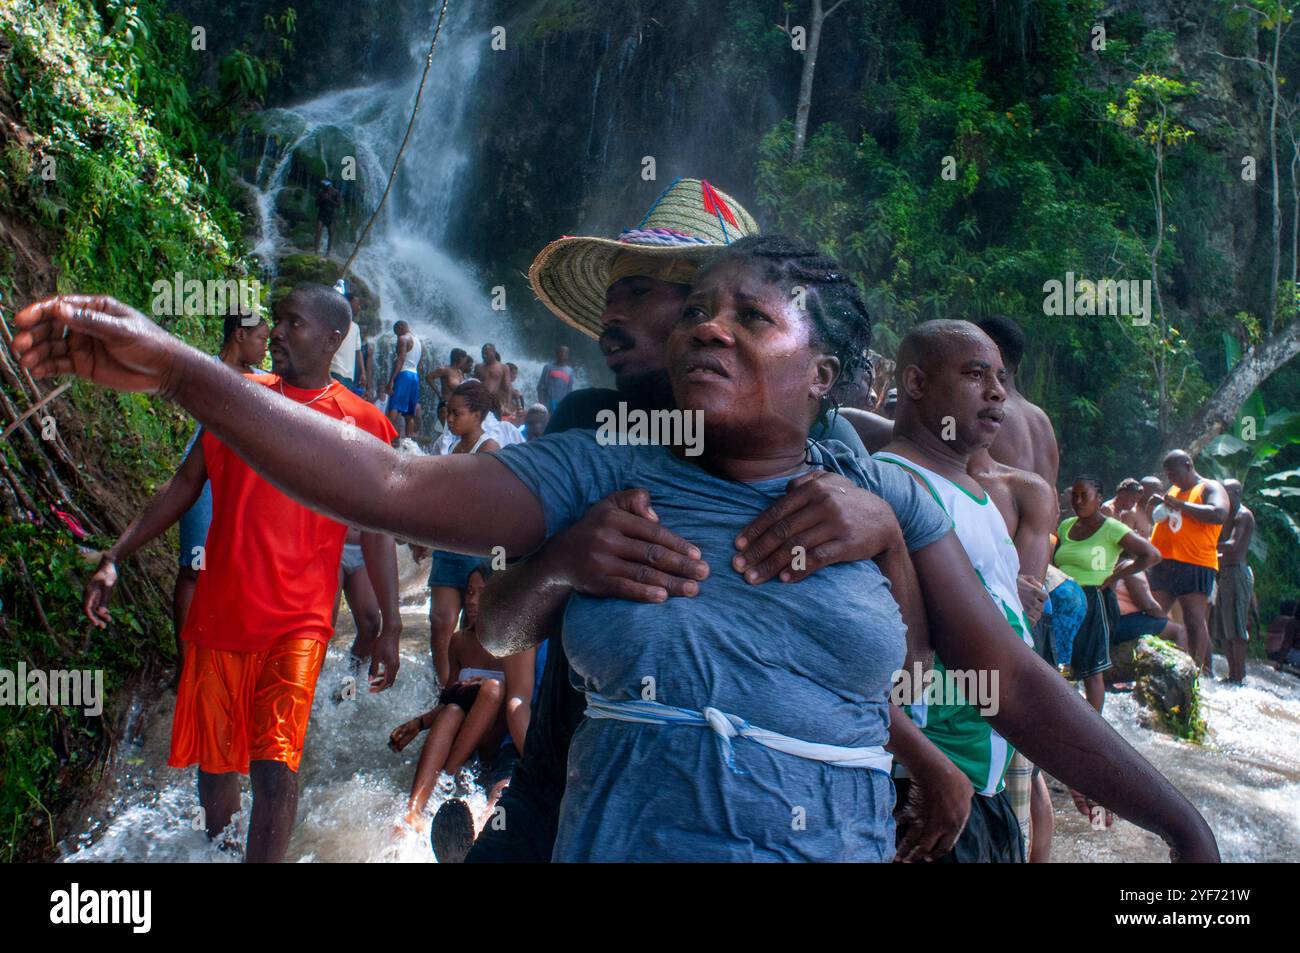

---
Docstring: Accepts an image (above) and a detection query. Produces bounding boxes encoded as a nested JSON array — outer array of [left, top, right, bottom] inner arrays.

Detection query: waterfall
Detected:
[[242, 1, 561, 407]]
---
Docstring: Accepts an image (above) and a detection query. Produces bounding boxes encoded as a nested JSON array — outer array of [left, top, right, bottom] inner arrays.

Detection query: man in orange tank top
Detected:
[[1148, 449, 1228, 672]]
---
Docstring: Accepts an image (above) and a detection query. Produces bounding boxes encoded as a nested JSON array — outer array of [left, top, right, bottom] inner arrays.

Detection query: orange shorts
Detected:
[[169, 637, 327, 775]]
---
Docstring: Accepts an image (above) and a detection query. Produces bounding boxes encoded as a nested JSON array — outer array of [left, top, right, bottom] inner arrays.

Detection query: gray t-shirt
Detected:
[[493, 431, 950, 861]]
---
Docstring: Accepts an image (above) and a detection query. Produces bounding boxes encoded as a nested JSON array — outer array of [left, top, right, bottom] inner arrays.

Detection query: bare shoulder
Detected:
[[839, 407, 894, 453]]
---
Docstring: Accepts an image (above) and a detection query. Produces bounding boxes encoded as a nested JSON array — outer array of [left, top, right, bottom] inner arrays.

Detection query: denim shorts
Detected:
[[428, 551, 482, 590], [177, 481, 213, 569]]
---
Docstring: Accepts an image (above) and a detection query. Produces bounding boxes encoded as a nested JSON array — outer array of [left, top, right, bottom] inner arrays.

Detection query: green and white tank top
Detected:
[[876, 451, 1032, 796]]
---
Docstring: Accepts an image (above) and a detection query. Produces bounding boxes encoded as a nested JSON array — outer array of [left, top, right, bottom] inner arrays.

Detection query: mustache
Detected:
[[599, 326, 636, 352]]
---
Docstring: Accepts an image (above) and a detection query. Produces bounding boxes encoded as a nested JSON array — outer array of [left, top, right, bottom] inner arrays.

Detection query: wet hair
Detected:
[[976, 315, 1026, 371], [449, 347, 468, 365], [449, 379, 498, 420], [1116, 478, 1143, 494], [705, 234, 872, 389], [393, 320, 409, 335], [1074, 474, 1104, 496]]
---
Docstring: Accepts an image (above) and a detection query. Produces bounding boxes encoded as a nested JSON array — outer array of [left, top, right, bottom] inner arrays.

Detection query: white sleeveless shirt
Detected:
[[875, 452, 1030, 640], [400, 334, 422, 373]]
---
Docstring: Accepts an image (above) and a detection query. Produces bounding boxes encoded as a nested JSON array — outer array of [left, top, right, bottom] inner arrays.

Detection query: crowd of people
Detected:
[[316, 278, 556, 451], [17, 175, 1270, 865]]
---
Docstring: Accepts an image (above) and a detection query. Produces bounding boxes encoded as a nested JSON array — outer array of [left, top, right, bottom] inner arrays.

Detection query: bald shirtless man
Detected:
[[474, 343, 511, 411], [976, 315, 1059, 487], [1125, 476, 1164, 538]]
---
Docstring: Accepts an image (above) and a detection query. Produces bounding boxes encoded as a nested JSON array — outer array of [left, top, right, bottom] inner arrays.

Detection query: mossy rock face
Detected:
[[245, 108, 308, 145], [272, 254, 380, 332], [1132, 636, 1208, 743]]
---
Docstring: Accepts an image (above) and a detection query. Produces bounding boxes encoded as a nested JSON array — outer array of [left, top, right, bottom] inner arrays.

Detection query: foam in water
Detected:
[[62, 604, 500, 863]]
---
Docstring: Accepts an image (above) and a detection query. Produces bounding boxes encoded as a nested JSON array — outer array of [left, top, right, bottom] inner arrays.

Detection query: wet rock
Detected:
[[1108, 638, 1143, 684], [273, 254, 380, 332], [1132, 636, 1207, 742]]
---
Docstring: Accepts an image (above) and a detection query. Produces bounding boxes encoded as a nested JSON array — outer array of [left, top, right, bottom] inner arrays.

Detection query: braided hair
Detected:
[[705, 235, 873, 409], [450, 379, 499, 421], [1075, 474, 1105, 497]]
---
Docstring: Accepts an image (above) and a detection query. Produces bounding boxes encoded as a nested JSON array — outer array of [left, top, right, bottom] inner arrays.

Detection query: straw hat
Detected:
[[529, 177, 760, 339]]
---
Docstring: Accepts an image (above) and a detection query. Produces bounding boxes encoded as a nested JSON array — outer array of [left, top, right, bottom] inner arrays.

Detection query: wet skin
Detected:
[[11, 293, 1222, 860]]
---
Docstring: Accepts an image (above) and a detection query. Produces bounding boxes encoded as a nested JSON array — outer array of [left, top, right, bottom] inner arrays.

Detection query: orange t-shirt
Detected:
[[1149, 481, 1220, 571], [182, 375, 398, 653]]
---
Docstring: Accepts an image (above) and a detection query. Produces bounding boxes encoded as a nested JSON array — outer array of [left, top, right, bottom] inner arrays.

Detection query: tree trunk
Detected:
[[792, 0, 824, 162], [1167, 320, 1300, 456], [791, 0, 847, 161], [1267, 4, 1282, 329]]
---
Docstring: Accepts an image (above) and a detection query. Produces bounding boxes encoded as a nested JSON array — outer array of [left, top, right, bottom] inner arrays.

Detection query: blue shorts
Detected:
[[178, 481, 212, 569], [390, 370, 420, 416], [428, 551, 482, 590]]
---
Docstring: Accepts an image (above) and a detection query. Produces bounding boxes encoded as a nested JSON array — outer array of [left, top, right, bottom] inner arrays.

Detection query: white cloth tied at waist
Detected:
[[583, 693, 892, 776]]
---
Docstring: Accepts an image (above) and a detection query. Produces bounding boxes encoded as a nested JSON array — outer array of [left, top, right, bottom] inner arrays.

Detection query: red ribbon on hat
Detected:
[[701, 180, 739, 228]]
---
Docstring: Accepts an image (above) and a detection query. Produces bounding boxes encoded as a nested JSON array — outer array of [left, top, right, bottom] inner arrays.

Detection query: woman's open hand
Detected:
[[12, 295, 186, 394]]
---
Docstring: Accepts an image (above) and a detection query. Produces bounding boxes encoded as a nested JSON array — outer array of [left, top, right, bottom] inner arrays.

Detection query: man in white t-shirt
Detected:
[[330, 317, 361, 390]]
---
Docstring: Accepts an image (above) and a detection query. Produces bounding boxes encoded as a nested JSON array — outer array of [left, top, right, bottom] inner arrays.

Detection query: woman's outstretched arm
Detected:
[[12, 295, 547, 555]]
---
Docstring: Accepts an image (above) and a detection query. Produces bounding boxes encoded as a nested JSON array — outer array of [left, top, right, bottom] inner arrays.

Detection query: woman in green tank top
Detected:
[[1054, 476, 1161, 714]]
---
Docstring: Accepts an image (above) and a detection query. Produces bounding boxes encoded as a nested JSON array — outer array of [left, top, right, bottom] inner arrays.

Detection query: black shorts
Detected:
[[483, 744, 520, 791], [438, 680, 482, 709], [1072, 585, 1117, 679], [895, 779, 1025, 863], [1031, 612, 1056, 667], [1149, 558, 1216, 598], [1113, 610, 1167, 643]]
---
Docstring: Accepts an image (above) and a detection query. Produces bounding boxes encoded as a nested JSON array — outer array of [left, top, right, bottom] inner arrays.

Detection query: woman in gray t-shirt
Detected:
[[482, 237, 949, 860]]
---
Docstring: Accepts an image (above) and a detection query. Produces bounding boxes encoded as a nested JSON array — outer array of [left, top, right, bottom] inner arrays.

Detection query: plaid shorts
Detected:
[[1003, 752, 1033, 857]]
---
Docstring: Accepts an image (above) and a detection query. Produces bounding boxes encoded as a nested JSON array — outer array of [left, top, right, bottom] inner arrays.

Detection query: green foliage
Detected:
[[0, 0, 252, 334], [754, 0, 1243, 480], [0, 517, 170, 861], [0, 0, 255, 858]]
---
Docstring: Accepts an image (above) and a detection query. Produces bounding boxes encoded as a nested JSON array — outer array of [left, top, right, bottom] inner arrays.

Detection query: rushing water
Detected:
[[1048, 657, 1300, 863], [62, 631, 1300, 863], [61, 552, 494, 864]]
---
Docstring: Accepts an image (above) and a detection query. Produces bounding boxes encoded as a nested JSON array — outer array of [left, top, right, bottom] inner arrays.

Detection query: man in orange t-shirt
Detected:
[[83, 285, 401, 863], [1149, 449, 1228, 672]]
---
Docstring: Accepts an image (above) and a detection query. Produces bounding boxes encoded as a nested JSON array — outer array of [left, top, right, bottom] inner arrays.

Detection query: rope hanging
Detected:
[[340, 0, 451, 277]]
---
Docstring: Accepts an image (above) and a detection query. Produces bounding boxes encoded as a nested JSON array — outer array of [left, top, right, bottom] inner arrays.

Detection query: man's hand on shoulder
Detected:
[[733, 470, 903, 585], [546, 489, 709, 603]]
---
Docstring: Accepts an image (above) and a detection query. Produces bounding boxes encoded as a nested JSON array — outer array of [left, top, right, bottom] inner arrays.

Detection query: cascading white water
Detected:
[[245, 1, 566, 404]]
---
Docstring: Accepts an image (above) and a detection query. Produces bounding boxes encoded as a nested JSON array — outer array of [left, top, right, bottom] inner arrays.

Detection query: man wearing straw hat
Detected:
[[465, 178, 970, 863]]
